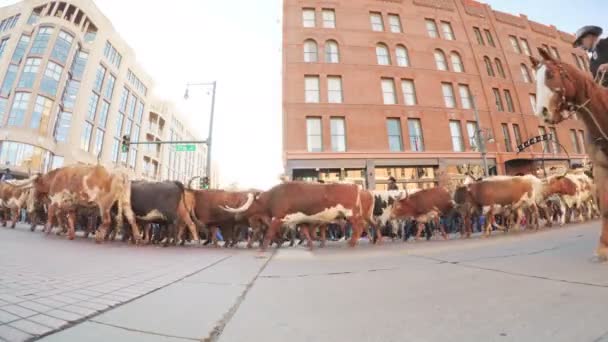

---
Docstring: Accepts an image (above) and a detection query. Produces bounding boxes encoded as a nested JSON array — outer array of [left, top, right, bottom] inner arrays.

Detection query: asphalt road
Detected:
[[0, 221, 607, 342]]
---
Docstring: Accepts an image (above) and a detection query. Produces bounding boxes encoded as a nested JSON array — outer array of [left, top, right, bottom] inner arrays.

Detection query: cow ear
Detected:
[[530, 56, 540, 68], [538, 47, 552, 61]]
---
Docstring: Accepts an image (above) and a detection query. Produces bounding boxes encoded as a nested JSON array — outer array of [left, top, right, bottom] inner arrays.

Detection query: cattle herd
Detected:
[[0, 165, 599, 251]]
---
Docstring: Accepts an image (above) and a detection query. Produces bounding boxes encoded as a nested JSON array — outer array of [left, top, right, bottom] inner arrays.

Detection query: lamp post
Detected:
[[184, 81, 217, 180], [471, 96, 494, 177]]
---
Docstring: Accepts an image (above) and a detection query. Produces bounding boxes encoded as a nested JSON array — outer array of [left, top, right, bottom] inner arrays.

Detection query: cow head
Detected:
[[221, 190, 265, 218], [545, 175, 577, 196], [391, 197, 414, 219]]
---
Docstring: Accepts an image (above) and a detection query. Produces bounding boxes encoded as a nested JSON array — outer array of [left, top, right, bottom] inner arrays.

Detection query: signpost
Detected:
[[516, 133, 553, 153], [175, 144, 196, 152]]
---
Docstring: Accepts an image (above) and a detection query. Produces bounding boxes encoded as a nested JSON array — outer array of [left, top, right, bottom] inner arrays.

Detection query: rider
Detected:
[[573, 25, 608, 86]]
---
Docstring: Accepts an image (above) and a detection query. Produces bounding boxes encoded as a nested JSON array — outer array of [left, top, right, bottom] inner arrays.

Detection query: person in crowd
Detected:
[[201, 176, 210, 190], [1, 168, 13, 181], [573, 25, 608, 86], [387, 176, 399, 190]]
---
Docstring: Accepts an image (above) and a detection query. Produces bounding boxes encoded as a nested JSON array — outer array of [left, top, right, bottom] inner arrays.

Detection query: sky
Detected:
[[0, 0, 604, 190]]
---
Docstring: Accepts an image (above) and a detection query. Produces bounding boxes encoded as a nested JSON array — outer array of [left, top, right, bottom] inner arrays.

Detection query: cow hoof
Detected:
[[30, 226, 36, 232], [68, 235, 75, 241], [596, 246, 608, 262]]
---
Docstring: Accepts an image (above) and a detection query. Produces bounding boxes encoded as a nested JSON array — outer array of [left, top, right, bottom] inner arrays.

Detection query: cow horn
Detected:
[[5, 176, 36, 189], [221, 193, 254, 214]]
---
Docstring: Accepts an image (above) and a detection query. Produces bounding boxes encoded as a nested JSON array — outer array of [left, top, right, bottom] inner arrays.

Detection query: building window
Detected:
[[104, 41, 122, 69], [111, 138, 119, 162], [484, 29, 495, 47], [50, 30, 73, 64], [30, 96, 52, 132], [386, 118, 403, 152], [11, 35, 31, 64], [306, 117, 322, 152], [7, 92, 30, 126], [425, 19, 438, 38], [376, 43, 391, 65], [87, 93, 99, 121], [325, 40, 339, 63], [434, 49, 448, 71], [18, 57, 41, 88], [71, 51, 88, 80], [30, 27, 53, 55], [504, 90, 514, 112], [302, 8, 316, 28], [495, 58, 506, 78], [441, 21, 454, 40], [119, 87, 129, 113], [502, 124, 513, 152], [40, 61, 63, 97], [466, 121, 479, 151], [483, 56, 494, 77], [1, 64, 18, 97], [450, 52, 464, 72], [550, 46, 561, 60], [458, 84, 472, 109], [401, 79, 416, 106], [473, 27, 484, 45], [327, 76, 343, 103], [115, 113, 124, 136], [80, 122, 93, 151], [388, 14, 402, 33], [493, 88, 504, 111], [0, 37, 7, 58], [322, 9, 336, 28], [549, 127, 560, 153], [509, 35, 521, 54], [98, 100, 109, 128], [408, 119, 424, 152], [93, 128, 104, 156], [513, 124, 523, 146], [381, 78, 396, 105], [93, 64, 106, 92], [529, 94, 537, 113], [303, 40, 319, 63], [570, 129, 581, 154], [370, 12, 384, 32], [62, 80, 79, 110], [330, 117, 346, 152], [128, 93, 137, 118], [136, 100, 145, 123], [520, 38, 531, 56], [441, 82, 456, 108], [54, 111, 72, 142], [396, 45, 409, 67], [449, 121, 464, 152], [520, 64, 532, 83], [304, 76, 320, 103], [104, 74, 115, 99], [539, 126, 550, 153], [579, 130, 586, 153], [50, 155, 64, 170]]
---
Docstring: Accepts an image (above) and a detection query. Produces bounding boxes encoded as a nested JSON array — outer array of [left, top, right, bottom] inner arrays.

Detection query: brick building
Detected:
[[282, 0, 590, 190]]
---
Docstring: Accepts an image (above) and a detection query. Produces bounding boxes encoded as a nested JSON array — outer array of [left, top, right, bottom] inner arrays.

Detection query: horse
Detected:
[[530, 47, 608, 261]]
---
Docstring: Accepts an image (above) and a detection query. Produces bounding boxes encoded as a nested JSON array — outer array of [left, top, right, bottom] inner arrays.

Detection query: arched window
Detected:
[[303, 39, 318, 63], [376, 43, 391, 65], [325, 40, 340, 63], [520, 63, 532, 83], [395, 45, 410, 67], [494, 58, 506, 78], [434, 49, 447, 71], [483, 56, 494, 77], [450, 52, 464, 72]]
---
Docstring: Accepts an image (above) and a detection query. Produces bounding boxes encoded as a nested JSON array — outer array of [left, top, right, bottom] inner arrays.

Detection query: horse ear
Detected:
[[530, 56, 540, 68], [538, 47, 552, 61]]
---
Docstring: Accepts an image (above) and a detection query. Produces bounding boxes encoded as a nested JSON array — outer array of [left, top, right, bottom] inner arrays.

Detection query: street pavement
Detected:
[[0, 222, 607, 342]]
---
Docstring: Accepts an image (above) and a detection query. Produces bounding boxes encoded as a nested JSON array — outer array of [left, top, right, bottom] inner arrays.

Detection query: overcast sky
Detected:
[[0, 0, 603, 189]]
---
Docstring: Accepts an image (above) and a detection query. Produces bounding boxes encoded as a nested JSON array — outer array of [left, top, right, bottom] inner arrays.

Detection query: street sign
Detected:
[[175, 144, 196, 152], [516, 134, 553, 153]]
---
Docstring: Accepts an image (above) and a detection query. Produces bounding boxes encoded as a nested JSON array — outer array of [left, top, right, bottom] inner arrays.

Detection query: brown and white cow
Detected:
[[390, 187, 454, 240], [0, 181, 30, 228], [222, 182, 375, 250], [23, 165, 140, 242]]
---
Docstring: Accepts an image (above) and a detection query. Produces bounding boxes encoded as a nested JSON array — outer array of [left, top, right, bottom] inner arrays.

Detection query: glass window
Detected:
[[442, 83, 455, 108], [386, 118, 403, 152], [115, 113, 124, 136], [11, 35, 30, 63], [1, 64, 18, 97], [570, 129, 581, 154], [306, 117, 322, 152], [327, 76, 343, 103], [111, 138, 120, 162], [458, 84, 472, 109], [473, 27, 484, 45], [0, 141, 49, 171], [434, 49, 447, 71], [18, 57, 41, 88], [30, 27, 53, 55], [7, 92, 30, 126], [93, 64, 106, 92], [376, 43, 390, 65], [450, 52, 464, 72], [70, 51, 88, 80], [450, 121, 464, 152], [550, 46, 561, 60], [119, 87, 129, 113], [513, 124, 523, 146], [30, 95, 53, 132], [54, 111, 72, 142], [302, 8, 315, 28], [381, 78, 396, 105], [509, 36, 521, 54], [520, 64, 532, 83], [504, 90, 514, 112], [128, 93, 137, 118], [50, 30, 73, 64], [408, 119, 424, 152], [539, 126, 550, 153], [86, 92, 99, 121], [484, 56, 494, 76], [132, 124, 140, 143], [40, 61, 63, 97], [98, 100, 109, 128], [466, 122, 479, 151], [330, 117, 346, 152], [303, 40, 318, 62], [484, 29, 495, 47], [549, 127, 560, 153], [401, 79, 416, 106], [493, 88, 504, 111], [388, 14, 402, 33], [136, 100, 145, 123], [370, 12, 384, 32], [0, 97, 8, 125], [80, 122, 93, 151], [104, 74, 115, 99], [304, 76, 320, 103], [50, 155, 64, 170], [129, 148, 137, 169], [520, 38, 531, 56], [425, 19, 438, 38], [495, 58, 506, 78], [441, 21, 454, 40], [124, 118, 133, 135], [579, 130, 586, 153], [502, 124, 512, 152], [62, 80, 80, 110], [396, 45, 409, 67], [322, 9, 335, 28], [325, 40, 339, 63], [94, 128, 104, 156]]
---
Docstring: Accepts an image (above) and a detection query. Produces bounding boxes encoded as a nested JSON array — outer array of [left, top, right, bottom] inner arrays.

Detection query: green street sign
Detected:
[[175, 144, 196, 152]]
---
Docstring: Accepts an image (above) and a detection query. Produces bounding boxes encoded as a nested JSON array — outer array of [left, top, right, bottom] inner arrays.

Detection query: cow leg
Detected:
[[348, 217, 364, 247], [261, 218, 282, 251], [439, 220, 448, 240], [44, 204, 57, 235], [319, 224, 327, 248], [415, 222, 424, 240], [299, 224, 314, 250], [10, 208, 18, 229], [95, 207, 112, 244], [66, 211, 77, 240]]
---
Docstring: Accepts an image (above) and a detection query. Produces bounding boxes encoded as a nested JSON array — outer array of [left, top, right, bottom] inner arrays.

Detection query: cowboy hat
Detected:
[[573, 25, 603, 47]]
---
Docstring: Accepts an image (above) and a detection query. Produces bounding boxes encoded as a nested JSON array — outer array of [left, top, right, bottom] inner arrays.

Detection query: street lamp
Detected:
[[183, 81, 217, 180], [470, 95, 494, 177]]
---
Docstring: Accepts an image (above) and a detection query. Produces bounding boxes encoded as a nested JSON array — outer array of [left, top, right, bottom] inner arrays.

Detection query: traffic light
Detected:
[[121, 135, 130, 153]]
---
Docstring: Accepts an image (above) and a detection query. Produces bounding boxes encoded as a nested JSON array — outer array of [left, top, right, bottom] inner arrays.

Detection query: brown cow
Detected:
[[24, 165, 140, 242], [390, 187, 454, 240], [0, 181, 30, 228], [222, 182, 375, 251]]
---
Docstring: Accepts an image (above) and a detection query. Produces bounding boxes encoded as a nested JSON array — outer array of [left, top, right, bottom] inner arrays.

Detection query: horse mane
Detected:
[[560, 61, 608, 109]]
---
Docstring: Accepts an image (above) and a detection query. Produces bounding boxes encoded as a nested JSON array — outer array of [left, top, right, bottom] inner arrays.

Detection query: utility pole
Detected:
[[471, 95, 490, 177], [184, 81, 217, 179]]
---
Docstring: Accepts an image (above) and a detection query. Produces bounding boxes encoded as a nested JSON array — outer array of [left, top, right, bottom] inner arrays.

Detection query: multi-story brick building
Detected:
[[283, 0, 590, 190], [0, 0, 206, 183]]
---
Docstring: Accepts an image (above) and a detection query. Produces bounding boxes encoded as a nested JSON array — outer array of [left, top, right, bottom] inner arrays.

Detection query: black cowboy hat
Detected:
[[573, 25, 603, 47], [388, 176, 396, 182]]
